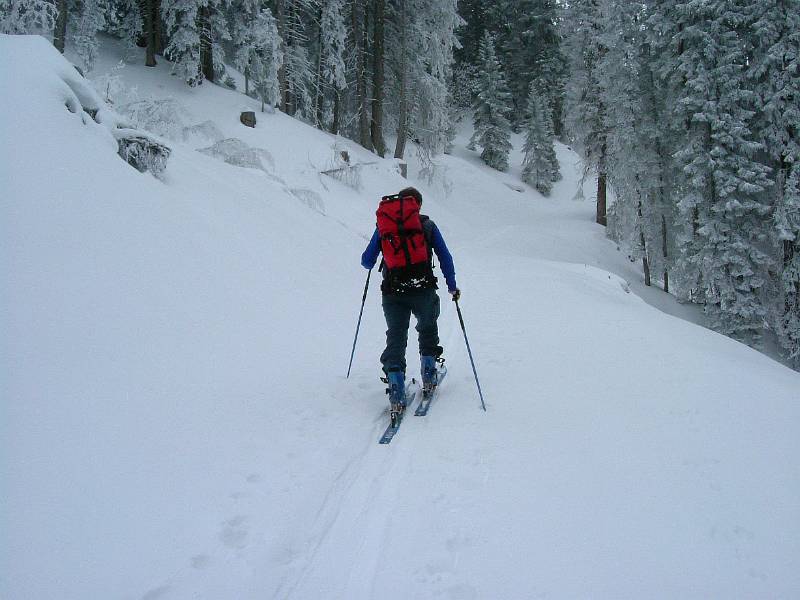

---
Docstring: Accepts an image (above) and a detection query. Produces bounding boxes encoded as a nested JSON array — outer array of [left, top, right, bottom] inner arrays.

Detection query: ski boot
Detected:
[[421, 355, 444, 397], [383, 370, 406, 427]]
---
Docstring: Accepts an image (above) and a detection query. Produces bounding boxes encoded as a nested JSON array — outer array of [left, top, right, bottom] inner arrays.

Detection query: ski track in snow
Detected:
[[276, 400, 405, 599]]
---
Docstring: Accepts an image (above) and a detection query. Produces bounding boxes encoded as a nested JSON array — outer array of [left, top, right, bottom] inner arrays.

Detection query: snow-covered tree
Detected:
[[493, 0, 563, 128], [274, 0, 314, 117], [408, 0, 462, 157], [471, 31, 512, 171], [249, 8, 283, 110], [597, 0, 666, 287], [162, 0, 229, 86], [69, 0, 106, 72], [747, 0, 800, 361], [318, 0, 346, 132], [775, 161, 800, 363], [232, 0, 282, 107], [104, 0, 143, 52], [562, 0, 609, 225], [666, 1, 773, 344], [0, 0, 57, 34], [386, 0, 461, 159], [522, 81, 558, 195]]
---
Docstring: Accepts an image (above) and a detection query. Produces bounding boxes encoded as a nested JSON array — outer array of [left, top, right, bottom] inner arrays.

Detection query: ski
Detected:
[[378, 380, 419, 444], [415, 366, 447, 416]]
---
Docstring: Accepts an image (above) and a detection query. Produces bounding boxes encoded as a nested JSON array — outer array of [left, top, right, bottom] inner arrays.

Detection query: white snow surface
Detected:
[[2, 35, 799, 600]]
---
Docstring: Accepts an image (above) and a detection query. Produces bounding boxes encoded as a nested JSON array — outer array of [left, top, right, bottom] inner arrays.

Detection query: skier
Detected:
[[361, 186, 460, 413]]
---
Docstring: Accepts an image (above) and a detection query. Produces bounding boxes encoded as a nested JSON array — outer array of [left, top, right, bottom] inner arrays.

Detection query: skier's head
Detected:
[[399, 186, 423, 206]]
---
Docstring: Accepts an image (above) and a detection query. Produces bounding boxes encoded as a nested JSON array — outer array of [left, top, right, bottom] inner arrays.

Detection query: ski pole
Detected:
[[346, 269, 372, 378], [455, 298, 486, 411]]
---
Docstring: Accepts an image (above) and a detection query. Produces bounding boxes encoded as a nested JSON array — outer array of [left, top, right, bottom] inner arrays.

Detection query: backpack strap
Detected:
[[420, 215, 435, 266]]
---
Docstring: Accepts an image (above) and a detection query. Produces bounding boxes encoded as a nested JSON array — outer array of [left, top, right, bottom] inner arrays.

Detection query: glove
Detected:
[[449, 288, 461, 302]]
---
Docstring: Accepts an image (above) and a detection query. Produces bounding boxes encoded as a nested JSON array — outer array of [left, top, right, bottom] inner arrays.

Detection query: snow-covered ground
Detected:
[[2, 35, 799, 600]]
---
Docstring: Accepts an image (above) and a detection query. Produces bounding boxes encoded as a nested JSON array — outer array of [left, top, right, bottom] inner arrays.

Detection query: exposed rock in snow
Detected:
[[115, 130, 171, 176], [240, 111, 256, 128]]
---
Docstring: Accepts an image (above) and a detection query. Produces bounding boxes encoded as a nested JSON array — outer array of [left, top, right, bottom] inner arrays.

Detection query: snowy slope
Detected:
[[2, 35, 799, 600]]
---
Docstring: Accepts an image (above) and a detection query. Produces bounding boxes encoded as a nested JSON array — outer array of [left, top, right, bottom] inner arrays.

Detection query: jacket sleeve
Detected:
[[430, 224, 457, 291], [361, 228, 381, 269]]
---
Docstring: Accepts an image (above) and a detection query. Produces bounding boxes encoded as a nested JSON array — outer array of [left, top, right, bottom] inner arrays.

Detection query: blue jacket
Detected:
[[361, 218, 457, 292]]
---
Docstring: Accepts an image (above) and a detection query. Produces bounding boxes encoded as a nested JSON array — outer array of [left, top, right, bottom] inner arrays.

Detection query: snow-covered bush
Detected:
[[91, 61, 130, 104], [198, 138, 274, 173], [182, 120, 224, 145], [0, 0, 56, 34], [118, 97, 186, 141], [323, 145, 361, 190]]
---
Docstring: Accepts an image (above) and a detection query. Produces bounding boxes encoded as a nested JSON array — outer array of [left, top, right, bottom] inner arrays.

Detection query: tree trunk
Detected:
[[315, 4, 324, 128], [276, 0, 288, 112], [370, 0, 386, 156], [662, 214, 669, 293], [638, 201, 651, 286], [332, 90, 341, 135], [155, 3, 163, 54], [144, 0, 159, 67], [362, 3, 372, 148], [394, 89, 408, 159], [198, 4, 214, 83], [786, 240, 799, 310], [596, 172, 607, 226], [393, 0, 408, 159], [596, 140, 607, 226], [284, 1, 298, 115], [352, 0, 373, 151], [780, 159, 797, 315], [53, 0, 67, 53]]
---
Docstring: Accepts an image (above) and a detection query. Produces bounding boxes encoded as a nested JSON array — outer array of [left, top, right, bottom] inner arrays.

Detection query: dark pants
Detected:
[[381, 288, 442, 373]]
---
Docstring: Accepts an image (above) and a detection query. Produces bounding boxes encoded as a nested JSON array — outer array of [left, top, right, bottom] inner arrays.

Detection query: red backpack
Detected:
[[376, 194, 429, 269]]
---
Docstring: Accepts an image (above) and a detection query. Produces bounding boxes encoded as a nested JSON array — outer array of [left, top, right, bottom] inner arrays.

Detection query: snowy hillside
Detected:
[[2, 35, 799, 600]]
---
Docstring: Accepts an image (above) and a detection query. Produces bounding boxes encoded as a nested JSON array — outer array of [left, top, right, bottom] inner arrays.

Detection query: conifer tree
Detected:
[[104, 0, 143, 55], [141, 0, 162, 66], [370, 0, 386, 156], [233, 1, 282, 109], [408, 0, 462, 157], [597, 0, 663, 286], [493, 0, 563, 128], [471, 31, 512, 171], [668, 1, 773, 344], [747, 0, 800, 361], [522, 81, 557, 195], [69, 0, 106, 72], [162, 0, 229, 86], [562, 0, 608, 225], [318, 0, 346, 132], [278, 0, 314, 117]]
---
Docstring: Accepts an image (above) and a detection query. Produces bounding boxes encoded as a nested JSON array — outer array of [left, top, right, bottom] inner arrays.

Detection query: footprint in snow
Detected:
[[219, 515, 249, 549], [445, 583, 478, 600], [140, 585, 170, 600]]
